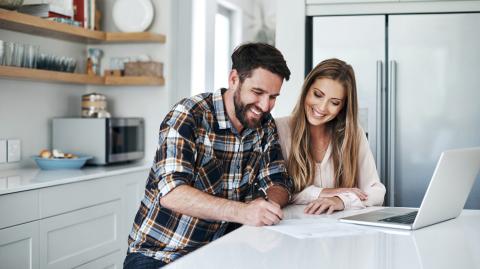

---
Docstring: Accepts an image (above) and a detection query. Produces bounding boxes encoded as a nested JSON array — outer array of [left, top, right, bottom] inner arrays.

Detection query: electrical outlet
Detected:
[[7, 139, 21, 163], [0, 139, 6, 163]]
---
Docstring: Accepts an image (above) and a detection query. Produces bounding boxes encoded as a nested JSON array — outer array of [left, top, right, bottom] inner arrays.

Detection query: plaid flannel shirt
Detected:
[[127, 89, 292, 263]]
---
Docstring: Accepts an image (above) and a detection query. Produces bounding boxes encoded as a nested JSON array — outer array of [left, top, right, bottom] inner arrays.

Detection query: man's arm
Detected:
[[267, 184, 290, 207], [255, 119, 294, 207], [160, 185, 283, 226]]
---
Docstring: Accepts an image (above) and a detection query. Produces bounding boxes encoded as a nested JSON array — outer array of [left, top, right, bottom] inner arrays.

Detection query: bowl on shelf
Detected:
[[0, 0, 24, 10], [32, 155, 92, 170]]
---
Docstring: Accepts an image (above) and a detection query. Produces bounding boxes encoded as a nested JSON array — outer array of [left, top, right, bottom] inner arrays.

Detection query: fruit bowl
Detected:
[[32, 155, 92, 170]]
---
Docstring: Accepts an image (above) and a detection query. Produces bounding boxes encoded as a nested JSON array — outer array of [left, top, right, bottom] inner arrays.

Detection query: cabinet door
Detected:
[[312, 15, 386, 174], [74, 250, 123, 269], [39, 200, 122, 269], [0, 190, 39, 229], [0, 221, 39, 269], [121, 170, 148, 255], [39, 175, 122, 218]]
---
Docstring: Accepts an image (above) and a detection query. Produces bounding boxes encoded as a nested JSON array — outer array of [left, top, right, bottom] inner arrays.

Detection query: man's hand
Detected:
[[238, 198, 283, 226], [304, 196, 344, 215], [320, 187, 368, 201]]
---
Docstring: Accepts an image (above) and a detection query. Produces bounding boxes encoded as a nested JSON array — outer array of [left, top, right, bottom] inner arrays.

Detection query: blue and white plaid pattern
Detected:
[[127, 89, 292, 264]]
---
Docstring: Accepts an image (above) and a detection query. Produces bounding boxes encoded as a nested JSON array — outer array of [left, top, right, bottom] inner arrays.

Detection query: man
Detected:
[[124, 43, 292, 268]]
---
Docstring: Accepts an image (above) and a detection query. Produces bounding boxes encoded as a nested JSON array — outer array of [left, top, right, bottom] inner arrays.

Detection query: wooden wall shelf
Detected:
[[0, 66, 104, 85], [105, 76, 165, 86], [0, 66, 164, 86], [105, 32, 166, 43], [0, 8, 166, 43]]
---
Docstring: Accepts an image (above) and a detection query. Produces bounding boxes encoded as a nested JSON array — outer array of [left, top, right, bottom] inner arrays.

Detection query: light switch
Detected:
[[7, 139, 21, 163], [0, 140, 6, 163]]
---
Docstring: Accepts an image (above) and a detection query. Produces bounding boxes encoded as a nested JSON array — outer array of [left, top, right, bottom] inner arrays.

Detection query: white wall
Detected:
[[273, 0, 305, 117], [0, 30, 88, 170], [0, 0, 172, 170]]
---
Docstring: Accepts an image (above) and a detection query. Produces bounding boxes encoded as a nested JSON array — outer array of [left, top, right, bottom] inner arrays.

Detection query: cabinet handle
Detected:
[[376, 60, 383, 181], [387, 60, 397, 206]]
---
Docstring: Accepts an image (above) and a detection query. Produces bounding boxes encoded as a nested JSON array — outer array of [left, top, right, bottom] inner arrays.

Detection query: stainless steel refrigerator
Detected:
[[309, 13, 480, 208]]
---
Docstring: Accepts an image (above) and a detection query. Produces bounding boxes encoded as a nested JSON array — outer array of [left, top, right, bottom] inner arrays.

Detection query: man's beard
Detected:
[[233, 86, 265, 130]]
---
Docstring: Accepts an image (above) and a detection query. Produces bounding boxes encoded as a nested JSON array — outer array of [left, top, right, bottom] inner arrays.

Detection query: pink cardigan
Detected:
[[275, 116, 386, 209]]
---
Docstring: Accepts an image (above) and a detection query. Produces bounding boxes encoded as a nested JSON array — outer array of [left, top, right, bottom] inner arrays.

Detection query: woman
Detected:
[[276, 58, 385, 214]]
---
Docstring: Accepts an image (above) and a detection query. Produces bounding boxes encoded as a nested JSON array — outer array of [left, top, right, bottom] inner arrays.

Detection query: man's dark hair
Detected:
[[231, 42, 290, 83]]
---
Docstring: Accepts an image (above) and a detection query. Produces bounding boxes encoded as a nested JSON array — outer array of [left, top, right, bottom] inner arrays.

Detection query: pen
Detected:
[[253, 182, 270, 201], [258, 185, 269, 201]]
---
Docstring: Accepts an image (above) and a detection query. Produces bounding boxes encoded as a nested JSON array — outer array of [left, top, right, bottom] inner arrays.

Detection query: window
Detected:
[[191, 1, 240, 96], [214, 5, 233, 92]]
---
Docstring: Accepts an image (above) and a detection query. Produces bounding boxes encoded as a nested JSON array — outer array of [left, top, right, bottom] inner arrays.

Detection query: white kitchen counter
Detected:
[[0, 162, 151, 195], [166, 205, 480, 269]]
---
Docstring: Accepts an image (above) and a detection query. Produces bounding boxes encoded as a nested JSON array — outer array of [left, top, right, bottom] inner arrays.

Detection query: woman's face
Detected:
[[304, 78, 346, 127]]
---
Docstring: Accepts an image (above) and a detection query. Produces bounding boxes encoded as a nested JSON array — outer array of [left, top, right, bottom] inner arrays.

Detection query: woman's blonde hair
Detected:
[[288, 58, 360, 193]]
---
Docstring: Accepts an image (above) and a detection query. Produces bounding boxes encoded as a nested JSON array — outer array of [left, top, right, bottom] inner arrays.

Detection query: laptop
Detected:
[[340, 147, 480, 230]]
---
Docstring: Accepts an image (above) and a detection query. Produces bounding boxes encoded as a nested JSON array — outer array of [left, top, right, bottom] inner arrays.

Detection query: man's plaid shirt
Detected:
[[127, 89, 292, 263]]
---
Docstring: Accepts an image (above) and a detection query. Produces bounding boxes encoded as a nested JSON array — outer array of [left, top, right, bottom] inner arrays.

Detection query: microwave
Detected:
[[52, 118, 145, 165]]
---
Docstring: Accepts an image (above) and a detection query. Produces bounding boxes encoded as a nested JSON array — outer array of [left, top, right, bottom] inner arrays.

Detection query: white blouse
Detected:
[[275, 116, 386, 209]]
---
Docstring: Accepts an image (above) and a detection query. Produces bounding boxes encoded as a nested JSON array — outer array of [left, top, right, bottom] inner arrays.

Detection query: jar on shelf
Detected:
[[81, 93, 111, 118]]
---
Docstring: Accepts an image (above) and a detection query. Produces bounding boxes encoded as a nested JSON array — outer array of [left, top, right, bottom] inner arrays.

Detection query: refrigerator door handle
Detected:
[[388, 60, 397, 206], [376, 60, 383, 180]]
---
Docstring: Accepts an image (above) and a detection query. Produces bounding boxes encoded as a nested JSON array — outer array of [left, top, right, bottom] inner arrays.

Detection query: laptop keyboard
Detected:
[[379, 211, 418, 224]]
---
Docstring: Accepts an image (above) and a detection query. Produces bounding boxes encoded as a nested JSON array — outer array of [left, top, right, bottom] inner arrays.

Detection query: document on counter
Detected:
[[264, 218, 379, 239]]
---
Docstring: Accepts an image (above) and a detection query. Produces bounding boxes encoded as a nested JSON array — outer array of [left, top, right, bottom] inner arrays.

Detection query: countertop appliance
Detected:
[[309, 13, 480, 208], [52, 118, 144, 165]]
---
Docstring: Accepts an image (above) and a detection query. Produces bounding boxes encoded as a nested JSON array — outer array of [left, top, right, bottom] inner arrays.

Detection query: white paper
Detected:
[[264, 218, 379, 239]]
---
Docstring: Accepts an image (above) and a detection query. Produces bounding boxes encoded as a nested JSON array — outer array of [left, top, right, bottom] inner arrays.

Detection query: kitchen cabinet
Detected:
[[0, 190, 39, 229], [38, 174, 123, 218], [39, 200, 122, 269], [0, 8, 166, 86], [306, 0, 467, 4], [0, 168, 148, 268], [304, 0, 480, 17], [306, 0, 396, 4], [0, 221, 39, 269], [73, 250, 122, 269], [121, 172, 146, 255]]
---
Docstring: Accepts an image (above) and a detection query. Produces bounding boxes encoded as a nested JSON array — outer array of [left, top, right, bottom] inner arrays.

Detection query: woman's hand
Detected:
[[304, 197, 345, 215], [320, 188, 368, 201]]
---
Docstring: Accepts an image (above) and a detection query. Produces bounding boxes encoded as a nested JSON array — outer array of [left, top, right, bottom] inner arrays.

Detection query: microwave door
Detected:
[[108, 118, 144, 163]]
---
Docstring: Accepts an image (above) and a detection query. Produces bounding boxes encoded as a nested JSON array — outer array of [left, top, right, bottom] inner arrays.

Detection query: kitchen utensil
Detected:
[[2, 41, 14, 66], [23, 44, 39, 68], [12, 42, 24, 67]]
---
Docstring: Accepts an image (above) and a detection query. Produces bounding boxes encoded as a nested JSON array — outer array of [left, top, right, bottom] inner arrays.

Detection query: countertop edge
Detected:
[[0, 163, 151, 195]]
